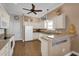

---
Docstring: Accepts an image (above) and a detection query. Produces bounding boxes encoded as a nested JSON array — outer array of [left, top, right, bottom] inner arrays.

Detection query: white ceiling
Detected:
[[2, 3, 62, 18]]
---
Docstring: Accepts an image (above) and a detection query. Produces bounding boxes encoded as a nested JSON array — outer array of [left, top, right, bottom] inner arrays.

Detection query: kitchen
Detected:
[[0, 3, 79, 56]]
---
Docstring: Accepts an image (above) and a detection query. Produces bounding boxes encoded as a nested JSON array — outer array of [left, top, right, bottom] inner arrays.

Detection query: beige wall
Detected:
[[47, 3, 79, 53], [9, 15, 23, 41]]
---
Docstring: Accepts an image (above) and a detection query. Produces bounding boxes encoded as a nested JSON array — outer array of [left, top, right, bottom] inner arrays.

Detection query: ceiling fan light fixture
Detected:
[[23, 4, 43, 15]]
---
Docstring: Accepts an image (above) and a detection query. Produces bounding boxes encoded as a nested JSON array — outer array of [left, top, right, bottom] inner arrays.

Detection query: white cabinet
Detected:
[[33, 22, 44, 29], [0, 15, 10, 28], [24, 20, 44, 29], [39, 33, 70, 56], [40, 38, 48, 56], [0, 4, 10, 28], [33, 33, 39, 39], [53, 14, 66, 29], [39, 33, 48, 56]]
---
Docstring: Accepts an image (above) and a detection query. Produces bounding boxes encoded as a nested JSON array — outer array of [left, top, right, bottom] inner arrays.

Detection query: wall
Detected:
[[47, 3, 79, 53], [9, 15, 23, 41]]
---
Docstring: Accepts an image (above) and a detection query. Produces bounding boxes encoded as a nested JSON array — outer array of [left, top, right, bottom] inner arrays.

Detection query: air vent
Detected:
[[41, 15, 48, 20], [14, 15, 19, 20]]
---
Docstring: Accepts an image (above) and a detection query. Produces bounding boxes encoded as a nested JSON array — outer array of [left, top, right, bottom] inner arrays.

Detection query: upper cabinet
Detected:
[[0, 4, 10, 28], [24, 16, 44, 29], [53, 14, 66, 29], [44, 14, 66, 30]]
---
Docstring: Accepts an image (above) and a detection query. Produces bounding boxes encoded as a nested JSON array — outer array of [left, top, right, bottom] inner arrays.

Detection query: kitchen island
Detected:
[[33, 29, 71, 56]]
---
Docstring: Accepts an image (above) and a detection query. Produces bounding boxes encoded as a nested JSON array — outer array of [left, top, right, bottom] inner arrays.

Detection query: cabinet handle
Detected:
[[52, 40, 68, 46]]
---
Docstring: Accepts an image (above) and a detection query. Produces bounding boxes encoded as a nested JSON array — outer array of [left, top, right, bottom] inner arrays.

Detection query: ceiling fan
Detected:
[[23, 4, 43, 15]]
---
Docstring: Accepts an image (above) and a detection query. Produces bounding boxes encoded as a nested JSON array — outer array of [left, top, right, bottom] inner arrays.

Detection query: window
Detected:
[[44, 20, 55, 30]]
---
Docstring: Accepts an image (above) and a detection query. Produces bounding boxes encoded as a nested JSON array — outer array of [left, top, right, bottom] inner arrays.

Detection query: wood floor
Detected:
[[13, 40, 42, 56]]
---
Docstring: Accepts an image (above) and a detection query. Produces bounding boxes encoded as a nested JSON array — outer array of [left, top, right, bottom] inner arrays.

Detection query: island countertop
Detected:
[[0, 34, 14, 50]]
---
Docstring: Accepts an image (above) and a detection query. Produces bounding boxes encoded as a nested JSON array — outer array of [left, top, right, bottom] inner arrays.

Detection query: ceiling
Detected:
[[2, 3, 62, 18]]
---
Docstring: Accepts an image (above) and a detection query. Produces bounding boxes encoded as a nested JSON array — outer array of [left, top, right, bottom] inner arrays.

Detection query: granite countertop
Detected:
[[33, 29, 63, 35], [0, 40, 9, 50], [40, 34, 68, 41], [0, 34, 14, 50]]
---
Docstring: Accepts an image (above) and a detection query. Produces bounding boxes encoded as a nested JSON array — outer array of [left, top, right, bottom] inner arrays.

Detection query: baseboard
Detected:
[[15, 39, 23, 41], [65, 51, 79, 56]]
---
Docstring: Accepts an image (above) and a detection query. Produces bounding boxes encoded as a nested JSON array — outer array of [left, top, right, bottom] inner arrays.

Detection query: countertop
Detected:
[[33, 29, 68, 40], [33, 29, 63, 35], [41, 34, 68, 40], [0, 34, 14, 50]]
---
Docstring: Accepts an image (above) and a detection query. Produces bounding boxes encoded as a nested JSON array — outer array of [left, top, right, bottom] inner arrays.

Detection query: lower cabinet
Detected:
[[39, 33, 71, 56], [39, 37, 48, 56], [33, 33, 39, 39]]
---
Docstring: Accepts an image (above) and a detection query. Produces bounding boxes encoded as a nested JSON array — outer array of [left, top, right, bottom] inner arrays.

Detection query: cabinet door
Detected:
[[54, 14, 65, 29], [1, 15, 10, 28], [0, 4, 10, 28], [39, 35, 48, 56], [33, 33, 39, 39], [41, 39, 48, 56]]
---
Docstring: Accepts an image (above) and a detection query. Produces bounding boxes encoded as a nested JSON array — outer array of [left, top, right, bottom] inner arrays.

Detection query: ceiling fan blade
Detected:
[[27, 12, 32, 14], [32, 4, 35, 10], [34, 10, 42, 12], [33, 12, 37, 15], [23, 8, 30, 11]]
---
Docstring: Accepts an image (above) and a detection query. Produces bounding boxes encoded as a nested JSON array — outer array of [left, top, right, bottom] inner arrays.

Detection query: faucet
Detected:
[[4, 28, 7, 39], [0, 28, 7, 39]]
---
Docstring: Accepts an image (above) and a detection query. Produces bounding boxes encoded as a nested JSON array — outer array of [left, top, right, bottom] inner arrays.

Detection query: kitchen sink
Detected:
[[0, 34, 12, 40]]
